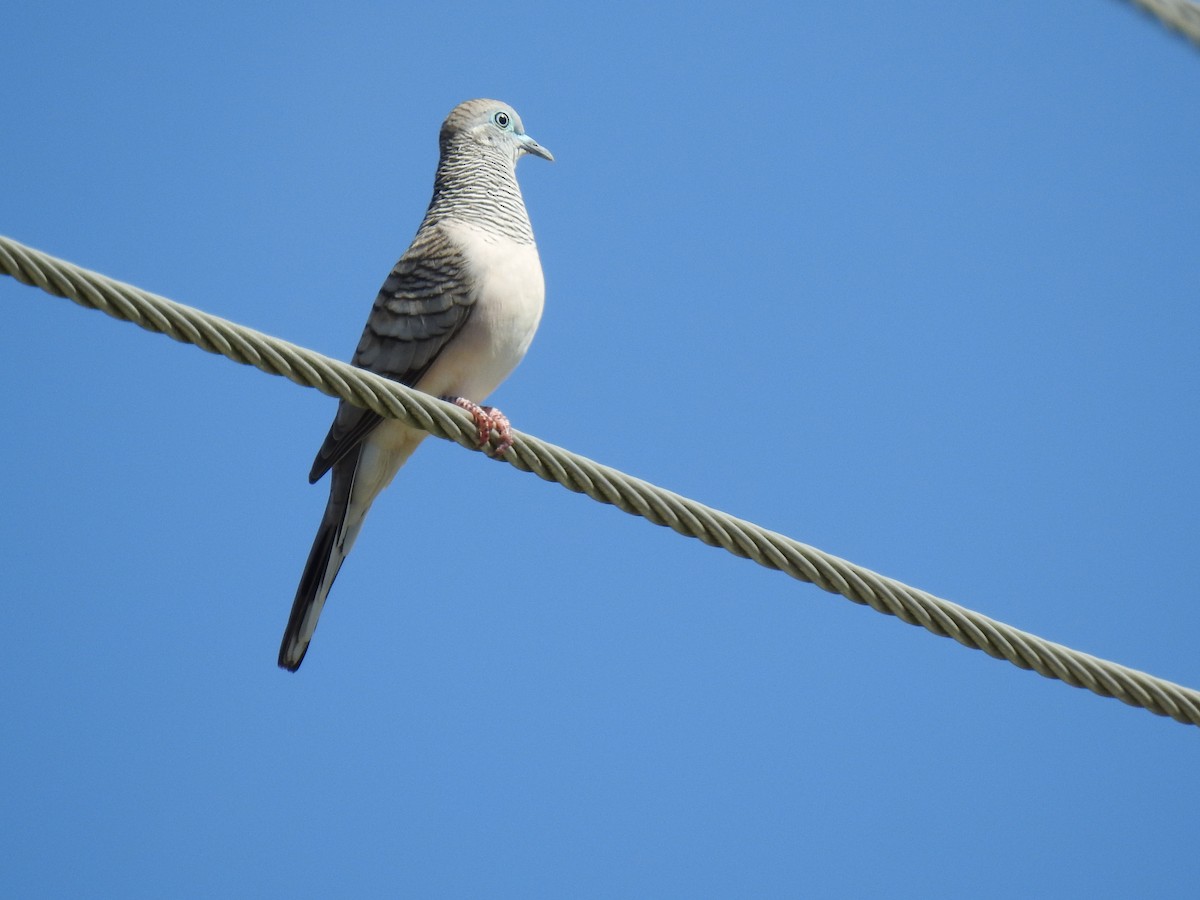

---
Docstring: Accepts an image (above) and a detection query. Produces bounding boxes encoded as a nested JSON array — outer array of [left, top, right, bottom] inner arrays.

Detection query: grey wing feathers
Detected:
[[307, 407, 383, 483], [309, 227, 475, 482]]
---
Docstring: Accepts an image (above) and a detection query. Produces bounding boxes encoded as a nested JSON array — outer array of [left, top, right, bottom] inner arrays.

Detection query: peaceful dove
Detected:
[[278, 98, 552, 671]]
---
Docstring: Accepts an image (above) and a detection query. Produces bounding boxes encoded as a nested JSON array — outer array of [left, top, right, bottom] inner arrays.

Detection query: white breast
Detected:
[[413, 220, 545, 403]]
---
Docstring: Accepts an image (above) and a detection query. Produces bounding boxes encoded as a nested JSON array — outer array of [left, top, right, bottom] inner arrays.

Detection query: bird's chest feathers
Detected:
[[472, 242, 542, 343], [422, 222, 545, 400], [453, 224, 544, 350]]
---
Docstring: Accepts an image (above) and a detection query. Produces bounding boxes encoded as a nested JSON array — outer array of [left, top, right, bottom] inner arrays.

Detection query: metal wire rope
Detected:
[[3, 234, 1198, 727]]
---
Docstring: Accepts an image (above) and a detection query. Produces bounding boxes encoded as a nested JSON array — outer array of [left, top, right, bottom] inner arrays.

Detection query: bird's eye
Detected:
[[493, 111, 511, 128]]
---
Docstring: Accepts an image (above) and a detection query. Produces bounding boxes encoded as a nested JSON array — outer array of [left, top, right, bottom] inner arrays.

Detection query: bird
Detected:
[[278, 98, 553, 671]]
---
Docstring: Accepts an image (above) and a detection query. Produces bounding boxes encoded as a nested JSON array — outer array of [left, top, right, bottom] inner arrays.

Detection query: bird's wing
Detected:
[[308, 226, 475, 483]]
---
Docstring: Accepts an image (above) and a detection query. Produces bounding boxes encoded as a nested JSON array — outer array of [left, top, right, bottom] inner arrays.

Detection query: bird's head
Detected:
[[440, 98, 554, 164]]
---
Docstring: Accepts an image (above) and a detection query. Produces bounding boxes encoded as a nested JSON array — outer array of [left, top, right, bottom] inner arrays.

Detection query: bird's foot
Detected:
[[445, 397, 514, 456]]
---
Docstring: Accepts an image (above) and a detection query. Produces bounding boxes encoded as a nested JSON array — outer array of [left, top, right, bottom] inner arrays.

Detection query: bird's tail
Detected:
[[278, 519, 345, 671], [278, 452, 363, 671]]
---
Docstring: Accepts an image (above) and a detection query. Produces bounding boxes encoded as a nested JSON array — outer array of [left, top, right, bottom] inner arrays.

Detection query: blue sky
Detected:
[[4, 2, 1199, 897]]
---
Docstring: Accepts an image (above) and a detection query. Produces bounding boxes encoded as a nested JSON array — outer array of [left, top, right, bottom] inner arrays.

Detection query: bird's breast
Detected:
[[415, 221, 545, 403]]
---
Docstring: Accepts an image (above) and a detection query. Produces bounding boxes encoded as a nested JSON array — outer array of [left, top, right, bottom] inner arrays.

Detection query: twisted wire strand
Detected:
[[3, 233, 1198, 727], [1122, 0, 1200, 45]]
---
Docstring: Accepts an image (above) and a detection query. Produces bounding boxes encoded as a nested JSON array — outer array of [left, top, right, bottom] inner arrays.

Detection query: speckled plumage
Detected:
[[279, 99, 552, 671]]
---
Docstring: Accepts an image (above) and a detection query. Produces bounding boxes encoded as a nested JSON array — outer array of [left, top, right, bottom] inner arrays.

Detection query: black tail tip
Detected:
[[277, 646, 307, 672]]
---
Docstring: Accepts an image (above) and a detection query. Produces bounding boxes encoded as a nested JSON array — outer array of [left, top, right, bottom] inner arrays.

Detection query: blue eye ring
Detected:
[[493, 111, 511, 129]]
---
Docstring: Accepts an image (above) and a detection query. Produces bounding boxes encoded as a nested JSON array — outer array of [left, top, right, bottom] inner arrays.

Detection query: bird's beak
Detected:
[[519, 133, 554, 162]]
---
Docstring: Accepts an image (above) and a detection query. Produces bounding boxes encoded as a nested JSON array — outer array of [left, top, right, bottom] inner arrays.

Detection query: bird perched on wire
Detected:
[[278, 98, 553, 671]]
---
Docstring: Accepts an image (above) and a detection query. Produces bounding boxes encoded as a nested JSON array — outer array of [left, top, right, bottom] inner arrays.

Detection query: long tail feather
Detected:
[[278, 450, 360, 671]]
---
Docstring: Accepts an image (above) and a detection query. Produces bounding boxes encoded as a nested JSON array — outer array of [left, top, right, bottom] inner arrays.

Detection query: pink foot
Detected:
[[446, 397, 514, 455]]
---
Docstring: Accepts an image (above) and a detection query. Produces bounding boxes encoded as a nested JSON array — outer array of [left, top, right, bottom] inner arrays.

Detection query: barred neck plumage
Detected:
[[421, 140, 536, 245]]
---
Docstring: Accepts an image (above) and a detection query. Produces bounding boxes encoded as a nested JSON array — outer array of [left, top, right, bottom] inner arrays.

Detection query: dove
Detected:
[[278, 99, 552, 671]]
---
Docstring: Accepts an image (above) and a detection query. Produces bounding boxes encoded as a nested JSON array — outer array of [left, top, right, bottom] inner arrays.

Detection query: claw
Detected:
[[445, 397, 514, 456]]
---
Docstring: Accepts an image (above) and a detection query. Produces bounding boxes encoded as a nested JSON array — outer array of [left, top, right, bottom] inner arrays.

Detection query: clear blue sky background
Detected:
[[4, 2, 1198, 897]]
